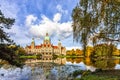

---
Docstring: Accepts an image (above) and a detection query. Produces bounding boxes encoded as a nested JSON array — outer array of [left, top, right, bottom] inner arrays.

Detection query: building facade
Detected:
[[25, 33, 66, 60]]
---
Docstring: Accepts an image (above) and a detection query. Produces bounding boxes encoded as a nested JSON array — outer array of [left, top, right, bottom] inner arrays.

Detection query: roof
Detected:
[[26, 44, 59, 49], [27, 46, 31, 49], [35, 45, 41, 48], [53, 46, 58, 49]]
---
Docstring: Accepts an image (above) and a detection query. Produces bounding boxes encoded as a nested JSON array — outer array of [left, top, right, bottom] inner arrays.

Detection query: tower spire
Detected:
[[32, 38, 34, 42], [44, 32, 51, 44], [46, 32, 48, 36], [31, 38, 35, 49]]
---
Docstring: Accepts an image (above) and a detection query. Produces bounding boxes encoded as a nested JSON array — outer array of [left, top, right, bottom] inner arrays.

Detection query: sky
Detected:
[[0, 0, 120, 50], [0, 0, 82, 50]]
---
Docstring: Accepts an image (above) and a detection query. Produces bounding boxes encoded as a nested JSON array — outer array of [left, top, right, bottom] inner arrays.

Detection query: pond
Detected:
[[0, 57, 120, 80]]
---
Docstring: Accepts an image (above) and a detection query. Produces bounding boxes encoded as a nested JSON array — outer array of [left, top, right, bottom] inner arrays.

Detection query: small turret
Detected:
[[58, 39, 61, 46], [44, 33, 51, 44], [31, 38, 35, 49], [44, 33, 50, 40], [58, 39, 62, 54]]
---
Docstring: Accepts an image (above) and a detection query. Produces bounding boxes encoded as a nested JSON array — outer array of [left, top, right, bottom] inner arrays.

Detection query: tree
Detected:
[[0, 44, 26, 67], [0, 10, 26, 67], [85, 46, 93, 57], [76, 49, 83, 56], [92, 43, 117, 58], [0, 10, 15, 43], [72, 0, 120, 56]]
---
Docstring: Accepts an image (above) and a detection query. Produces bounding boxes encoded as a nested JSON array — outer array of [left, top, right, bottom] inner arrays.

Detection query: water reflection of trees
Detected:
[[66, 57, 83, 63], [67, 57, 120, 69], [91, 59, 115, 69], [114, 59, 120, 64], [84, 57, 91, 66], [26, 57, 120, 70]]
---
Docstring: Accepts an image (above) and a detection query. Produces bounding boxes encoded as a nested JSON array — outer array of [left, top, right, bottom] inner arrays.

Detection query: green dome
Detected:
[[45, 36, 50, 40], [44, 33, 50, 41]]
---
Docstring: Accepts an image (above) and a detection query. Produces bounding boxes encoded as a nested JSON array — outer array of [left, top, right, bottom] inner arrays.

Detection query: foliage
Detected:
[[113, 49, 120, 56], [66, 46, 93, 57], [52, 54, 58, 60], [93, 59, 115, 69], [73, 70, 91, 78], [66, 44, 119, 58], [36, 54, 42, 59], [66, 49, 83, 56], [79, 75, 118, 80], [72, 0, 120, 56], [0, 44, 26, 67], [74, 69, 120, 80], [92, 43, 117, 57], [73, 70, 83, 77], [0, 10, 15, 43], [0, 10, 26, 67], [85, 46, 93, 57], [66, 57, 83, 63]]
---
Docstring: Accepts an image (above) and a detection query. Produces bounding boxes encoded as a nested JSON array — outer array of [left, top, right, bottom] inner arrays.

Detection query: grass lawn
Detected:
[[75, 70, 120, 80], [59, 55, 84, 58], [77, 75, 118, 80], [20, 55, 37, 59]]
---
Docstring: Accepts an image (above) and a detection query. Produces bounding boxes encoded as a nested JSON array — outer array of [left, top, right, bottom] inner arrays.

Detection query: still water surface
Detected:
[[0, 57, 120, 80]]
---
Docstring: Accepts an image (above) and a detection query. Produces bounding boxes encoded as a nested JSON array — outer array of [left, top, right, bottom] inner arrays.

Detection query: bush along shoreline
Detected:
[[71, 69, 120, 80]]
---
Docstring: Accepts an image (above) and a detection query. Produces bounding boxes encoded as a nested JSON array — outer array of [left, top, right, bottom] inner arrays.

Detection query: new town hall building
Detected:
[[25, 33, 66, 60]]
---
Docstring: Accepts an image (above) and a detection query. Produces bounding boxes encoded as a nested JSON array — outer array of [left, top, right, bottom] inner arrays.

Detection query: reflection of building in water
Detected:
[[27, 62, 53, 80], [26, 58, 66, 73], [25, 33, 66, 59], [27, 62, 54, 73], [25, 58, 66, 65]]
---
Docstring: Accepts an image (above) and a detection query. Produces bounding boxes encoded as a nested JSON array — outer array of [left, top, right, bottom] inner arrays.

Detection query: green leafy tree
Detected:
[[0, 44, 26, 67], [72, 0, 120, 56], [92, 43, 116, 58], [0, 10, 15, 43], [0, 10, 26, 67]]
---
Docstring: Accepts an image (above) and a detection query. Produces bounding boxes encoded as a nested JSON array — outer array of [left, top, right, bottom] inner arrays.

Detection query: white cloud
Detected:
[[56, 5, 62, 12], [4, 24, 30, 47], [0, 0, 19, 19], [53, 13, 62, 22], [0, 0, 80, 47], [25, 15, 37, 27], [56, 4, 68, 14], [25, 13, 72, 39], [0, 0, 29, 46]]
